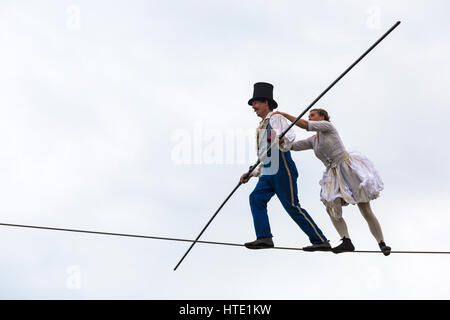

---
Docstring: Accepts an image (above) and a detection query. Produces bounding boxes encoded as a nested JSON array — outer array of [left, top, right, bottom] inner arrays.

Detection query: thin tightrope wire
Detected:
[[1, 222, 449, 254]]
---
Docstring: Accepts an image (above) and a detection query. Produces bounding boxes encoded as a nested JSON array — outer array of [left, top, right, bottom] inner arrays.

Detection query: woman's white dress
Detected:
[[291, 120, 384, 218]]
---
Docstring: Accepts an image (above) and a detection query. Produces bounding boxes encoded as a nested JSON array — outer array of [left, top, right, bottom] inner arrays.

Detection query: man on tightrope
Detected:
[[240, 82, 331, 251]]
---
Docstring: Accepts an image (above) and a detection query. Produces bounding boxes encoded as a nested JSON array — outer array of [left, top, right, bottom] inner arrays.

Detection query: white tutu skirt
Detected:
[[319, 151, 384, 218]]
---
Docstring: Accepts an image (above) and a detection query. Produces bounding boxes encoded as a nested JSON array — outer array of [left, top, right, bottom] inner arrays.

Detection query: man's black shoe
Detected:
[[244, 237, 274, 249], [302, 240, 332, 252]]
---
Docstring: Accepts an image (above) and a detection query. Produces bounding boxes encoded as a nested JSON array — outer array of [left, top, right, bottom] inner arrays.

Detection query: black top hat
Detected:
[[248, 82, 278, 109]]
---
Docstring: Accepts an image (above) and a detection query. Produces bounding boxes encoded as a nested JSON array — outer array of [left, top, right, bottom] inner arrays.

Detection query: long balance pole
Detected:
[[174, 21, 401, 271]]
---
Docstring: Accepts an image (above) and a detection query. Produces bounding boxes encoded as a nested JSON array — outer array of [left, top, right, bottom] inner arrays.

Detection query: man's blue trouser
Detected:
[[249, 150, 327, 244]]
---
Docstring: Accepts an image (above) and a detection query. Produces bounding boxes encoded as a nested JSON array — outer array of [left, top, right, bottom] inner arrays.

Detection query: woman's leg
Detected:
[[326, 198, 350, 239], [328, 198, 354, 253], [357, 202, 384, 243]]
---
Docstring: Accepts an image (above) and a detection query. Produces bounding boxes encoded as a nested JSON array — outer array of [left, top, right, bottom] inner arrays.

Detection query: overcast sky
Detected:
[[1, 0, 450, 299]]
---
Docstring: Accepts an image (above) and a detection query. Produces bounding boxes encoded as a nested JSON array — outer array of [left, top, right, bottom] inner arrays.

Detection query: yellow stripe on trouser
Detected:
[[280, 152, 325, 242]]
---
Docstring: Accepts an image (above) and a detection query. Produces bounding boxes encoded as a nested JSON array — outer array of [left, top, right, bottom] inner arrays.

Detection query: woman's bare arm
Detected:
[[271, 111, 308, 129]]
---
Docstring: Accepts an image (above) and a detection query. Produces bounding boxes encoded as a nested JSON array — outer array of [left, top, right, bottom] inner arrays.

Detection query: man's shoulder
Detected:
[[269, 113, 286, 122]]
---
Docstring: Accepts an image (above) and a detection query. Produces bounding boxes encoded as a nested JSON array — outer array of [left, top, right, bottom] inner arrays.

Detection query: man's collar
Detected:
[[259, 111, 273, 124]]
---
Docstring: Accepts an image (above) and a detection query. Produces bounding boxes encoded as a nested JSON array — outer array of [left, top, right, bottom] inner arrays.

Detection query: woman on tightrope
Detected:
[[273, 108, 391, 255]]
